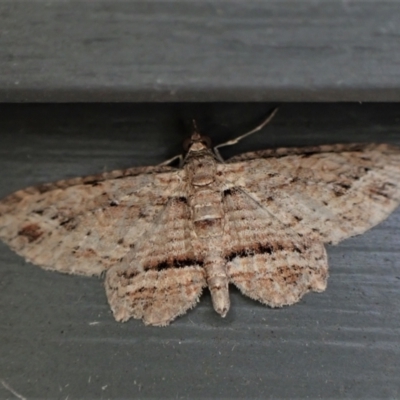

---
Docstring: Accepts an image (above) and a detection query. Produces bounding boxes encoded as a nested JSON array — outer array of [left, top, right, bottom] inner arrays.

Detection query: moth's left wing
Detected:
[[222, 143, 400, 244], [105, 196, 207, 326], [0, 165, 183, 276]]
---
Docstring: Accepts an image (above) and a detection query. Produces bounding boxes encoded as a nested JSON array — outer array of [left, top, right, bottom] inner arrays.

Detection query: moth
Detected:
[[1, 109, 400, 326]]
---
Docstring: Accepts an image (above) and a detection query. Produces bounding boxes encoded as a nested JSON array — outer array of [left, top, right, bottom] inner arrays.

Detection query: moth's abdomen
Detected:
[[190, 188, 224, 238]]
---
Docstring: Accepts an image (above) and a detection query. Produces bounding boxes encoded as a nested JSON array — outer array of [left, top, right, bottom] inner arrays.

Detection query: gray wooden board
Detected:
[[0, 103, 400, 399], [1, 1, 400, 102]]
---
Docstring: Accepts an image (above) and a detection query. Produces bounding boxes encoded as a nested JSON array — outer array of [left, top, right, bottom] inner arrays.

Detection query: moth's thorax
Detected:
[[184, 150, 218, 187]]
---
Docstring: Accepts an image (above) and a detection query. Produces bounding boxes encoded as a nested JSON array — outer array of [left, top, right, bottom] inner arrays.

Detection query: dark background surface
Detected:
[[1, 0, 400, 102], [0, 103, 400, 399]]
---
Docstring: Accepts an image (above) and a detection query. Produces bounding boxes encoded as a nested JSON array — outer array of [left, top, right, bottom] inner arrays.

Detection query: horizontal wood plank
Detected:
[[1, 0, 400, 101]]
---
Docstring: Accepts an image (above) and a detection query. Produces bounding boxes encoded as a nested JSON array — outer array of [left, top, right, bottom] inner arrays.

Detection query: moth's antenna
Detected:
[[214, 108, 279, 152], [191, 119, 200, 134]]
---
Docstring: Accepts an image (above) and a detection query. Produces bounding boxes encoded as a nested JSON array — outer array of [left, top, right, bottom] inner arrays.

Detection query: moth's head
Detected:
[[182, 120, 212, 153]]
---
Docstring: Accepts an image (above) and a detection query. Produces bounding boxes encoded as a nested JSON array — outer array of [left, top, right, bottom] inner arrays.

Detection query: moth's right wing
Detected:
[[222, 143, 400, 245], [222, 187, 328, 308]]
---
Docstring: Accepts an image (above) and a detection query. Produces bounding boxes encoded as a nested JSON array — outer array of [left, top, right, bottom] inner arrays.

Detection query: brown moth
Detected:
[[1, 110, 400, 326]]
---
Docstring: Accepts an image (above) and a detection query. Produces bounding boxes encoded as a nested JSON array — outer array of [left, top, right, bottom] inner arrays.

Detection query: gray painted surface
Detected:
[[0, 103, 400, 399], [1, 1, 400, 102]]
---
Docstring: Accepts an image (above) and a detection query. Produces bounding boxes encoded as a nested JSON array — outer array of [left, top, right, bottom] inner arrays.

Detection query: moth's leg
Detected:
[[213, 108, 279, 160], [158, 154, 183, 167]]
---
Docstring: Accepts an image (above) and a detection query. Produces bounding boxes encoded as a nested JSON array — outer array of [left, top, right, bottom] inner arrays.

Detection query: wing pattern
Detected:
[[1, 141, 400, 326], [0, 165, 183, 275], [105, 196, 207, 326], [222, 143, 400, 244], [222, 188, 328, 307]]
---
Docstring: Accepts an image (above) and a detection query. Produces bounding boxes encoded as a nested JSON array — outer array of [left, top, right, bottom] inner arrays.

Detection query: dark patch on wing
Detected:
[[33, 209, 44, 215], [223, 187, 241, 197], [83, 179, 100, 186], [226, 242, 306, 262], [194, 218, 220, 230], [138, 210, 147, 219], [59, 217, 77, 231], [333, 182, 352, 197], [18, 223, 43, 242], [337, 182, 351, 190], [148, 258, 203, 271], [226, 243, 273, 262]]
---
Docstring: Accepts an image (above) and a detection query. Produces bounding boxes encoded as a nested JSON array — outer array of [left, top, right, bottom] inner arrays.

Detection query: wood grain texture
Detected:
[[1, 0, 400, 102], [0, 103, 400, 398]]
